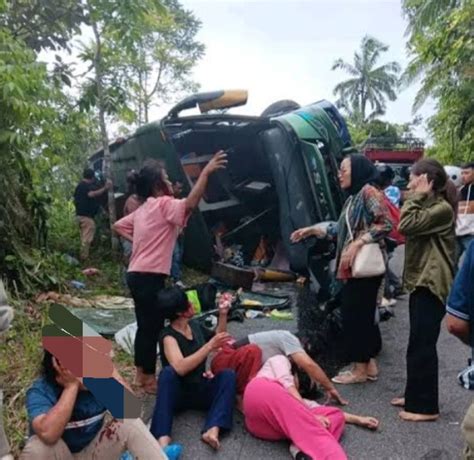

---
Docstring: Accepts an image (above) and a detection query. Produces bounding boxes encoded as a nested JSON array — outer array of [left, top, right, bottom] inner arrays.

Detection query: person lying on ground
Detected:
[[150, 287, 236, 451], [20, 351, 167, 460], [243, 354, 379, 460], [211, 329, 348, 405], [113, 151, 227, 393]]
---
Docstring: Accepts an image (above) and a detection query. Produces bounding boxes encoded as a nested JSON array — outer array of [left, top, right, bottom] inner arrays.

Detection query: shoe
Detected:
[[164, 444, 183, 460], [379, 306, 394, 322], [381, 297, 396, 307], [174, 280, 186, 289]]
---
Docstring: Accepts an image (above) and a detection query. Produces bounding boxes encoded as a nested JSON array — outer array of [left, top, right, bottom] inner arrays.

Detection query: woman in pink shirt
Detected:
[[243, 355, 379, 460], [113, 151, 227, 393]]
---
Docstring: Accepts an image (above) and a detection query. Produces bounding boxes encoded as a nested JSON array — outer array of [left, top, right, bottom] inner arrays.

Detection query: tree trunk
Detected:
[[91, 17, 118, 252]]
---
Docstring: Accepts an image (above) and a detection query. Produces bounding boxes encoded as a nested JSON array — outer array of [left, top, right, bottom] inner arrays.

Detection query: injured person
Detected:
[[243, 355, 379, 460], [211, 329, 348, 406], [20, 351, 167, 460]]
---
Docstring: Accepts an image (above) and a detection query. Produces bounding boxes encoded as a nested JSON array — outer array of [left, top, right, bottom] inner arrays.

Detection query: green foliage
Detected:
[[332, 35, 401, 121], [1, 0, 85, 51], [127, 0, 205, 125], [402, 0, 473, 163], [0, 2, 100, 293], [348, 118, 421, 148]]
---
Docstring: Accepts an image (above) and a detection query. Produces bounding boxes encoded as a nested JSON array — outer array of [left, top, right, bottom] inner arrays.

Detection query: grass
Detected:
[[0, 245, 208, 457]]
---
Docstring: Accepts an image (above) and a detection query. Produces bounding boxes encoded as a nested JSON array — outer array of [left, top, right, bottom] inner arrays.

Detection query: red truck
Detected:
[[362, 136, 424, 188]]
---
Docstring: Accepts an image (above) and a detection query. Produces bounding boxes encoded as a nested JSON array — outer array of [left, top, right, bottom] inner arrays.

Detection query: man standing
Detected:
[[446, 241, 474, 459], [74, 169, 111, 261], [457, 162, 474, 257]]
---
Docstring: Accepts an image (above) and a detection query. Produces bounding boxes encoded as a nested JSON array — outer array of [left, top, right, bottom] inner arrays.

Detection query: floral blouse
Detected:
[[327, 184, 392, 279]]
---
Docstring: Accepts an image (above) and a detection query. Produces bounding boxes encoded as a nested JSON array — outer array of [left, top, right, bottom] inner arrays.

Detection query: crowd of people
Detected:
[[13, 156, 474, 459]]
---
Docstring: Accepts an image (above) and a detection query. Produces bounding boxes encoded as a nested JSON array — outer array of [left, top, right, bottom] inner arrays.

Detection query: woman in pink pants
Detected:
[[243, 355, 378, 460]]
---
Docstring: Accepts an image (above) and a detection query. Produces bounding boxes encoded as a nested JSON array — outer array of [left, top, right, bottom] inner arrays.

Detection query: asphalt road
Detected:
[[143, 251, 472, 460]]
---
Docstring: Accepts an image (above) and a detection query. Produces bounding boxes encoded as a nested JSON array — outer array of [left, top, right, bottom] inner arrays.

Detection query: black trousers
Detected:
[[341, 276, 383, 363], [127, 272, 166, 375], [405, 287, 445, 415]]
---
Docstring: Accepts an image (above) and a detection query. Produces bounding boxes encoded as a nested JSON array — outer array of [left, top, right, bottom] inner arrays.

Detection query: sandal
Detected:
[[331, 371, 367, 384]]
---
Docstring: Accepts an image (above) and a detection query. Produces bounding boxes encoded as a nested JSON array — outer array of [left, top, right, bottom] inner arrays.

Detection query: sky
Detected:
[[148, 0, 434, 138]]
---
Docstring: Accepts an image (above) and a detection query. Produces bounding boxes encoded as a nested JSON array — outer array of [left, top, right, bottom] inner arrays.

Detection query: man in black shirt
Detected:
[[74, 168, 111, 260], [457, 162, 474, 257]]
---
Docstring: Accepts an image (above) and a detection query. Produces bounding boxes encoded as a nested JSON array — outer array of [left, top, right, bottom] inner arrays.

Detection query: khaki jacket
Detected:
[[399, 193, 456, 303]]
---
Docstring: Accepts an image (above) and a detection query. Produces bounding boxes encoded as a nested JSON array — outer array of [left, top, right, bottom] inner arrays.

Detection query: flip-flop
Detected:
[[331, 371, 367, 384], [337, 370, 378, 381]]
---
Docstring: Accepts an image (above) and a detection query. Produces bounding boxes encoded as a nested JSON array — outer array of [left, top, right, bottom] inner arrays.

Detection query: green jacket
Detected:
[[399, 193, 456, 303]]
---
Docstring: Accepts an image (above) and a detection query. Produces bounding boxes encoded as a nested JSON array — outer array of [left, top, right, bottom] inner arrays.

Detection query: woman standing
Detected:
[[291, 155, 392, 384], [113, 151, 227, 393], [391, 159, 457, 422]]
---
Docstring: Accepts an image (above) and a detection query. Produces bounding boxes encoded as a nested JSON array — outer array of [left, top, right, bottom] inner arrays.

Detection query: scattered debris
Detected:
[[245, 310, 265, 319], [67, 307, 135, 337], [35, 292, 134, 310], [70, 280, 86, 290], [270, 309, 294, 320], [82, 267, 101, 276]]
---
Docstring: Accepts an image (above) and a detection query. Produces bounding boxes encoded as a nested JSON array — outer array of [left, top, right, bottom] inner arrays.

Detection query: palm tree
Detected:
[[332, 35, 401, 122]]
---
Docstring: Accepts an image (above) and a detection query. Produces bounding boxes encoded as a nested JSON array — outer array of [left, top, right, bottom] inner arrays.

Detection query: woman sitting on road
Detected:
[[291, 154, 392, 384], [243, 354, 379, 460], [113, 151, 227, 393], [150, 287, 236, 451]]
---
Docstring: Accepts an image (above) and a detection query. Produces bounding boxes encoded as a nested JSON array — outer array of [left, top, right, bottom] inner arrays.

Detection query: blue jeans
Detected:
[[150, 366, 236, 438], [459, 235, 474, 254], [170, 240, 183, 281]]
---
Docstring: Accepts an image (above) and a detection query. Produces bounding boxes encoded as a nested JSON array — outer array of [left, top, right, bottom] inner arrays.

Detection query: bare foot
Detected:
[[391, 397, 405, 407], [141, 379, 157, 394], [355, 416, 380, 430], [202, 428, 220, 450], [368, 359, 378, 380], [135, 370, 157, 394], [399, 411, 439, 422], [158, 436, 172, 448]]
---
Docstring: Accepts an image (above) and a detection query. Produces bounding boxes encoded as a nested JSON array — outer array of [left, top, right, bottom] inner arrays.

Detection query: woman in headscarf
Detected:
[[291, 154, 392, 384]]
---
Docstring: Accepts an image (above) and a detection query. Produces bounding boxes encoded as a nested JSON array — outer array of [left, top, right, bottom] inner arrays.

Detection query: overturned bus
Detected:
[[90, 90, 354, 298]]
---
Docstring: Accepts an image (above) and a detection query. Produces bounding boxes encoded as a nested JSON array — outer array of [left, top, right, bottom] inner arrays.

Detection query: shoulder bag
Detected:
[[345, 198, 386, 278]]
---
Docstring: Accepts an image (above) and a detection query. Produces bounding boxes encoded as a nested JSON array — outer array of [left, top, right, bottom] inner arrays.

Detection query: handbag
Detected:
[[345, 198, 386, 278], [457, 184, 474, 237]]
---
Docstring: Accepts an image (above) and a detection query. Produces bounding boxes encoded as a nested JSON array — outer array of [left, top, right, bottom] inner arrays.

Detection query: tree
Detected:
[[1, 0, 85, 51], [0, 0, 103, 291], [128, 0, 205, 126], [78, 0, 166, 250], [332, 35, 401, 122], [402, 0, 473, 163]]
